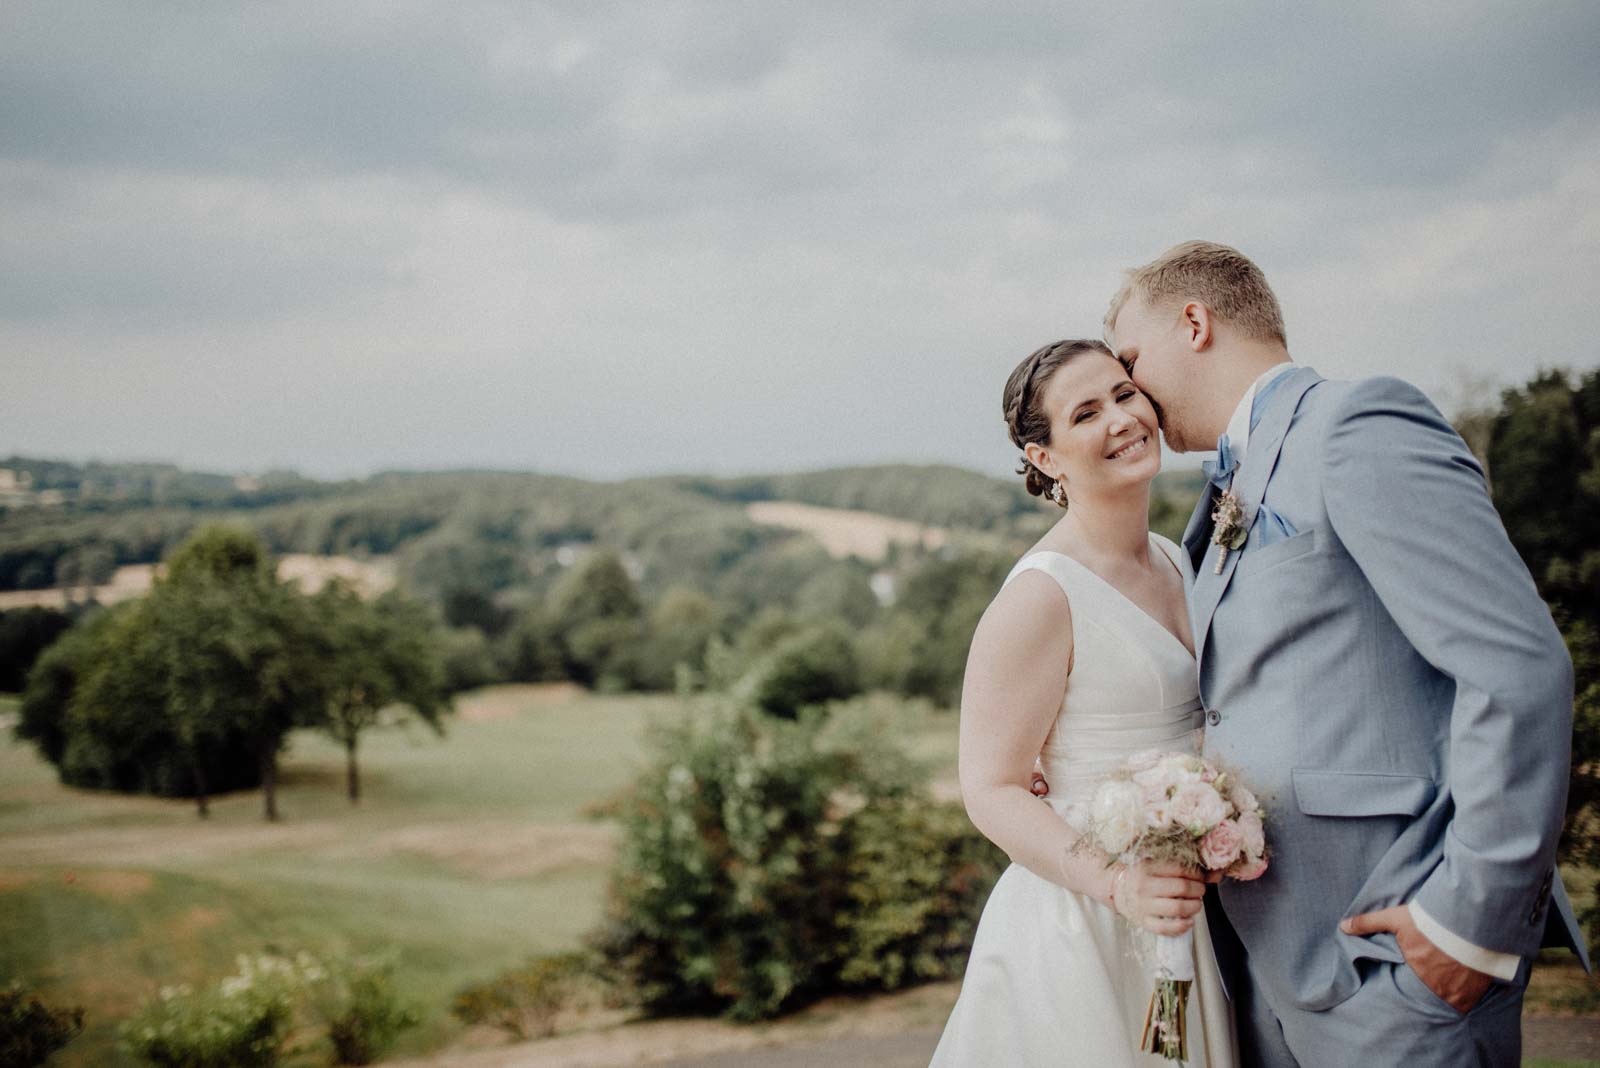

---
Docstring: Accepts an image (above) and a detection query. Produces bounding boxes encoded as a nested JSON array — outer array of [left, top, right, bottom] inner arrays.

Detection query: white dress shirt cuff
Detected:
[[1408, 901, 1521, 981]]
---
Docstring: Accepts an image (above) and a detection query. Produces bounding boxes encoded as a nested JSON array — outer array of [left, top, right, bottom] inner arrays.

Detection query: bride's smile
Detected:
[[1106, 435, 1149, 461]]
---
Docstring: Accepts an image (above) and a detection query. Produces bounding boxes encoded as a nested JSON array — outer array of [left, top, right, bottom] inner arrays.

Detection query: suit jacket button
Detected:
[[1207, 709, 1222, 727]]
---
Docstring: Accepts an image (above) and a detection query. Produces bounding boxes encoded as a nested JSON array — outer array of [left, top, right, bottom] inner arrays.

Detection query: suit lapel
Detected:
[[1190, 367, 1322, 679]]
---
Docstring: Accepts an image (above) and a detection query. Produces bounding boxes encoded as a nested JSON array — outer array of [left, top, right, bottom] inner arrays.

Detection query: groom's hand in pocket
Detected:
[[1340, 905, 1494, 1013]]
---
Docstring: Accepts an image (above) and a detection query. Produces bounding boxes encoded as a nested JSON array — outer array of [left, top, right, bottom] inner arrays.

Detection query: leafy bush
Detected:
[[743, 622, 862, 720], [1, 982, 84, 1067], [834, 801, 1005, 989], [594, 697, 994, 1021], [450, 952, 593, 1040], [313, 956, 419, 1065], [122, 954, 312, 1068]]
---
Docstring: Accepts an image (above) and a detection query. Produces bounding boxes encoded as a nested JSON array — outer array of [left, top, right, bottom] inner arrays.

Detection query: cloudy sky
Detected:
[[3, 1, 1597, 481]]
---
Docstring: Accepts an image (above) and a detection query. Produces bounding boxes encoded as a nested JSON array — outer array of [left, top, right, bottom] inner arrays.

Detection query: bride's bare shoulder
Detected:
[[975, 558, 1072, 651]]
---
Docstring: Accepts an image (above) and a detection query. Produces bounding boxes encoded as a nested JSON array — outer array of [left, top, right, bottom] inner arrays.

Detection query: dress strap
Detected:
[[1002, 552, 1084, 603], [1150, 533, 1191, 582]]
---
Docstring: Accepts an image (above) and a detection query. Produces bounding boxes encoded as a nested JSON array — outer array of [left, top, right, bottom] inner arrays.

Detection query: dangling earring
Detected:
[[1050, 478, 1068, 509]]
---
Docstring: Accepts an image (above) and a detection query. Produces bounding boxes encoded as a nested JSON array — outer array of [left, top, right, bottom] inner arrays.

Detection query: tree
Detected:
[[0, 606, 74, 693], [309, 582, 450, 803], [547, 550, 643, 686], [745, 622, 863, 720], [884, 550, 1013, 705], [633, 587, 720, 690], [15, 525, 319, 819], [147, 525, 323, 819], [1464, 368, 1600, 949]]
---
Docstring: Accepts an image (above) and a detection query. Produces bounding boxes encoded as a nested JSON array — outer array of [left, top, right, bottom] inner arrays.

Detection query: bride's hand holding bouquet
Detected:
[[1076, 749, 1270, 1061]]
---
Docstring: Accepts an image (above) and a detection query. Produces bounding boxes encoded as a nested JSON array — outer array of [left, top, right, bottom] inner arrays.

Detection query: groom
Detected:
[[1101, 241, 1587, 1066]]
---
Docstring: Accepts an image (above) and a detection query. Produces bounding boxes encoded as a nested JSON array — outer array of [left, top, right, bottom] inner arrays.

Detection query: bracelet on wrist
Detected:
[[1109, 863, 1131, 915]]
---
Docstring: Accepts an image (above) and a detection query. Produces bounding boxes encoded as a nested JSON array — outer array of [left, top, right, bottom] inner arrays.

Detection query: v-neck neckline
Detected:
[[1028, 536, 1196, 661]]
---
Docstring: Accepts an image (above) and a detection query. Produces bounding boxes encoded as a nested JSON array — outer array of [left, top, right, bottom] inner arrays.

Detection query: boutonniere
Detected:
[[1211, 491, 1248, 574]]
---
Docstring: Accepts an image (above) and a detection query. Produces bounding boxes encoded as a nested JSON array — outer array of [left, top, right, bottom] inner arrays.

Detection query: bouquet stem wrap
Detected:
[[1140, 931, 1194, 1061]]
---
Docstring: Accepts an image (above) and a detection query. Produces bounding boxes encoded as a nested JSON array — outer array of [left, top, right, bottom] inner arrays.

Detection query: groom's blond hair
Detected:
[[1106, 241, 1286, 346]]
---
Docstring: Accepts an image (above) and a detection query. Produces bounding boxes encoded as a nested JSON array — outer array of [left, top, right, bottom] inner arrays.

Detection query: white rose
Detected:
[[1230, 783, 1260, 815], [1092, 780, 1145, 855], [1133, 764, 1185, 800]]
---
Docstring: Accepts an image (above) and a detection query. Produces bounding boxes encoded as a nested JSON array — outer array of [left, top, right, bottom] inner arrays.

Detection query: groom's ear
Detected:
[[1182, 301, 1214, 352]]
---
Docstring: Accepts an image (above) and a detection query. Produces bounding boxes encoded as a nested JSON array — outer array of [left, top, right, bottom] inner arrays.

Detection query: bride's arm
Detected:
[[957, 572, 1201, 935]]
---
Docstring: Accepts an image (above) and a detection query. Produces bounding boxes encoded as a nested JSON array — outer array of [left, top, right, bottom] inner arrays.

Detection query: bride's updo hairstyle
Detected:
[[1002, 339, 1116, 499]]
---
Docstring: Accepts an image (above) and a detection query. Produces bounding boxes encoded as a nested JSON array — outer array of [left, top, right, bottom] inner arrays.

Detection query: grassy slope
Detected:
[[0, 689, 961, 1067], [0, 690, 675, 1065]]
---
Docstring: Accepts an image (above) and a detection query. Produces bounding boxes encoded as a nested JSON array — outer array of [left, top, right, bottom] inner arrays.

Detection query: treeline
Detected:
[[0, 455, 340, 511], [1473, 369, 1600, 885], [15, 525, 448, 819]]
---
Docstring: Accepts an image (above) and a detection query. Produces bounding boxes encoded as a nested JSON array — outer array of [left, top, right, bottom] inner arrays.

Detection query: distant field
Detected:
[[745, 501, 949, 561], [0, 553, 396, 610], [0, 687, 961, 1067]]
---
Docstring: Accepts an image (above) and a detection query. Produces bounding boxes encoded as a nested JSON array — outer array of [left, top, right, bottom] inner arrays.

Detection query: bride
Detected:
[[931, 339, 1237, 1067]]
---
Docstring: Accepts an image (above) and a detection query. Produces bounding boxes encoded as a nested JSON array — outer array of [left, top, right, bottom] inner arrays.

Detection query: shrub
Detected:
[[834, 801, 1005, 989], [450, 952, 592, 1040], [744, 622, 862, 720], [593, 697, 953, 1021], [314, 956, 419, 1065], [0, 982, 84, 1067], [122, 953, 312, 1068]]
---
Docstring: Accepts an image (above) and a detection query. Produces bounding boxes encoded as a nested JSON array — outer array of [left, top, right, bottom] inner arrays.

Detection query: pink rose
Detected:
[[1169, 781, 1229, 834], [1199, 818, 1244, 870], [1231, 854, 1269, 881], [1237, 810, 1265, 858], [1230, 783, 1260, 815]]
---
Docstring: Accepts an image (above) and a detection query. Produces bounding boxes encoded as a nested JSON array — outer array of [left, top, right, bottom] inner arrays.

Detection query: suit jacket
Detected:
[[1184, 367, 1586, 1012]]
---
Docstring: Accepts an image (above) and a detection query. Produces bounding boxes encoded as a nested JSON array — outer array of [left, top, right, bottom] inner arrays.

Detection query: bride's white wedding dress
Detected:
[[931, 535, 1238, 1068]]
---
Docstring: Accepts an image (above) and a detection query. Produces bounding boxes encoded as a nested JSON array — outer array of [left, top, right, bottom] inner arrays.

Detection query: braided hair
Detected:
[[1001, 339, 1115, 499]]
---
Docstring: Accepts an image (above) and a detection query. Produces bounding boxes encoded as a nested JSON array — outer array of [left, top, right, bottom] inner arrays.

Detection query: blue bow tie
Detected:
[[1203, 433, 1236, 489], [1198, 368, 1296, 492]]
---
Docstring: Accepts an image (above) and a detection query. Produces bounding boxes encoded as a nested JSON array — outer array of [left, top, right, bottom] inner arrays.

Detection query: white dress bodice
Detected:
[[1001, 536, 1206, 809]]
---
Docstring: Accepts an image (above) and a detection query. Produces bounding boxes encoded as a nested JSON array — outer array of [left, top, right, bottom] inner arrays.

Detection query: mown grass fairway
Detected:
[[0, 687, 961, 1067], [1, 687, 676, 1066]]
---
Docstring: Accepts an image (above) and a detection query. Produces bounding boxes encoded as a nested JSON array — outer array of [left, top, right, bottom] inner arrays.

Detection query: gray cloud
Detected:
[[1, 0, 1597, 480]]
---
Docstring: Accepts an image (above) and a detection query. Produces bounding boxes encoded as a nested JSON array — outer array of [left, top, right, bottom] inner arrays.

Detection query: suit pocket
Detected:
[[1235, 527, 1317, 577], [1292, 768, 1437, 818]]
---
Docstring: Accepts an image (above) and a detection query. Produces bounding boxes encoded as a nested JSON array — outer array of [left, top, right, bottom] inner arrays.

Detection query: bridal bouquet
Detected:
[[1081, 750, 1269, 1062]]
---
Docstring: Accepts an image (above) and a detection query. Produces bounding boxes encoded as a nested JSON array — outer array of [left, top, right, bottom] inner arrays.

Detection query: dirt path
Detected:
[[390, 1002, 1600, 1068], [386, 985, 959, 1068]]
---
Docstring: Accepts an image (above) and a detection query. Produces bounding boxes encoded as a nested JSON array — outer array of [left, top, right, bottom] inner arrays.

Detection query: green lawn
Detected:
[[0, 687, 964, 1066], [0, 687, 693, 1066]]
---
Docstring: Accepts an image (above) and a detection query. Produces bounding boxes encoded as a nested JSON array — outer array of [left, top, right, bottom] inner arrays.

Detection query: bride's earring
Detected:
[[1050, 478, 1068, 509]]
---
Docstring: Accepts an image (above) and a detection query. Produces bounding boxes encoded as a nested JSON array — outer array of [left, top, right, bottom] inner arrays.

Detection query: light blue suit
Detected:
[[1183, 367, 1586, 1067]]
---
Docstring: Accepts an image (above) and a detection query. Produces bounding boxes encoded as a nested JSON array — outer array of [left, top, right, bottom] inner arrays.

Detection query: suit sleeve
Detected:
[[1321, 376, 1573, 958]]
